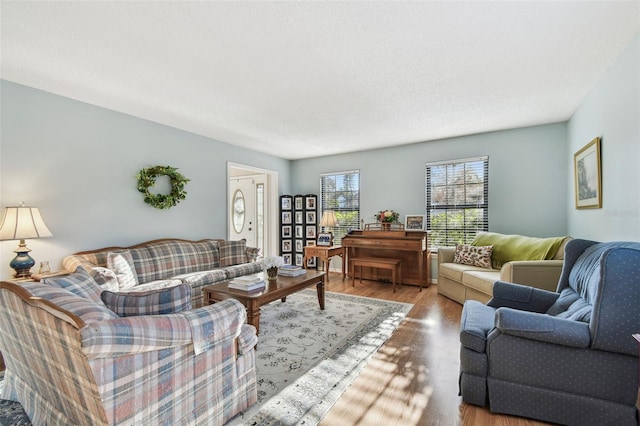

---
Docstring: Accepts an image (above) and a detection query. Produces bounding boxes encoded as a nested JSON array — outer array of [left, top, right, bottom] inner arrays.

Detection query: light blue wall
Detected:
[[291, 123, 569, 238], [0, 81, 291, 279], [567, 34, 640, 241]]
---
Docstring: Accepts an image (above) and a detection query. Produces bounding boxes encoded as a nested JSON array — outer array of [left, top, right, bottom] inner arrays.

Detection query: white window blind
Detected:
[[425, 157, 489, 247], [320, 170, 360, 246]]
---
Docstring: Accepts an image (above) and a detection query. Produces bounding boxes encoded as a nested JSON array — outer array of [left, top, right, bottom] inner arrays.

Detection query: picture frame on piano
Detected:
[[405, 215, 425, 231]]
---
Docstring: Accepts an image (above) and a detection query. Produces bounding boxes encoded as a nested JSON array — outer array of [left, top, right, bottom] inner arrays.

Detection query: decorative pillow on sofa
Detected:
[[101, 283, 192, 317], [453, 244, 493, 268], [107, 250, 139, 289], [43, 267, 104, 304], [219, 239, 248, 267]]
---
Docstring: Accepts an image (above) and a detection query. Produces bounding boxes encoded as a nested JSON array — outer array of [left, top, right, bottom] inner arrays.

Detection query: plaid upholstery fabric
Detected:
[[106, 250, 139, 289], [173, 269, 228, 308], [63, 239, 259, 308], [88, 267, 119, 291], [22, 282, 118, 324], [42, 268, 105, 305], [129, 240, 220, 283], [101, 283, 192, 317], [222, 262, 264, 279], [0, 281, 258, 425], [246, 246, 261, 262], [219, 239, 249, 266]]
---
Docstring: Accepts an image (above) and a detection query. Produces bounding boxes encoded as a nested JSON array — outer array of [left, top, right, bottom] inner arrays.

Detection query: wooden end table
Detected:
[[303, 245, 345, 281], [202, 270, 325, 333]]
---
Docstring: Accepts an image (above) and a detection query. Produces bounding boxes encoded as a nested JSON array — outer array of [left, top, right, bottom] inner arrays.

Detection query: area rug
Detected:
[[0, 290, 412, 426], [230, 289, 413, 425]]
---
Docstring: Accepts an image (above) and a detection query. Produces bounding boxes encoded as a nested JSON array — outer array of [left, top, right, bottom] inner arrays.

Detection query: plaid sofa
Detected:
[[63, 238, 262, 307], [0, 272, 258, 425]]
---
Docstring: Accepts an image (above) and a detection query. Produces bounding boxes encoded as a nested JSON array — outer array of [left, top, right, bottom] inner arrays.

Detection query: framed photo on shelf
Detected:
[[306, 257, 317, 268], [282, 240, 292, 252], [405, 215, 425, 231], [282, 225, 292, 238], [305, 196, 316, 210], [306, 211, 316, 224], [283, 253, 292, 265], [574, 137, 602, 209], [281, 197, 292, 210], [295, 211, 304, 224], [295, 225, 304, 238], [282, 211, 292, 224], [317, 233, 332, 246], [306, 225, 317, 238], [295, 196, 304, 210]]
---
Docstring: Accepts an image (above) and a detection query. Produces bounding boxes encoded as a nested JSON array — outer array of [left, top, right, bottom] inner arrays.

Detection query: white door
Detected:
[[229, 177, 257, 248]]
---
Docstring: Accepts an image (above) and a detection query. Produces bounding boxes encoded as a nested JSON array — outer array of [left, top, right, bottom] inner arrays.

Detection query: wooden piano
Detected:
[[342, 229, 429, 290]]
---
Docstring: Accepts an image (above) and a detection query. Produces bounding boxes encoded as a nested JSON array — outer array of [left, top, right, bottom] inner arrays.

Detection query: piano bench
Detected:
[[350, 257, 402, 293]]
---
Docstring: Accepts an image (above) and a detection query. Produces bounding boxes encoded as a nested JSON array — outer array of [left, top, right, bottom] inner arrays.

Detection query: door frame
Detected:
[[227, 162, 279, 258]]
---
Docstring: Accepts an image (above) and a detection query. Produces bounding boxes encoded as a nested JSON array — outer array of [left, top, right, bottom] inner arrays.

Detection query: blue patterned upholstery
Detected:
[[459, 239, 640, 425]]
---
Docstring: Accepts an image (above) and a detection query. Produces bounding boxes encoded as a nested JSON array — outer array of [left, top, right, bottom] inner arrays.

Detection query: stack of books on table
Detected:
[[278, 265, 307, 277], [228, 275, 266, 291]]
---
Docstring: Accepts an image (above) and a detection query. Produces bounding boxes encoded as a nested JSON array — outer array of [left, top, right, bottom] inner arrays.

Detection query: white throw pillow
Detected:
[[107, 250, 139, 289]]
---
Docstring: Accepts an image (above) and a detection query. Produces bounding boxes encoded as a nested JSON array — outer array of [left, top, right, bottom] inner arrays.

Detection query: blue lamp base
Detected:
[[9, 240, 35, 278]]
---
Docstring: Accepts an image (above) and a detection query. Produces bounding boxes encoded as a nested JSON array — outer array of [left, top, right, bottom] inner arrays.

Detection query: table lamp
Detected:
[[0, 204, 53, 278], [320, 210, 338, 245]]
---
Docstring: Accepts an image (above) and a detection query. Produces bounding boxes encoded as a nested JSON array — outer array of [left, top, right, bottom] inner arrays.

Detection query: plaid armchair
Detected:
[[0, 270, 258, 425], [459, 239, 640, 425]]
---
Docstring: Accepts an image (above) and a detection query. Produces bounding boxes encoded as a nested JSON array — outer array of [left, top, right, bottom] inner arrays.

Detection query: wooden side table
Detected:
[[304, 245, 345, 281]]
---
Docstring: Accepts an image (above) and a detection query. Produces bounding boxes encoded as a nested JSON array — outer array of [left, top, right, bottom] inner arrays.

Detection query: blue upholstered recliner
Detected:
[[459, 239, 640, 425]]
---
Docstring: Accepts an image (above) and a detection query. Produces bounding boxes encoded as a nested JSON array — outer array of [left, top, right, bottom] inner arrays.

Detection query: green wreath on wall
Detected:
[[136, 165, 190, 209]]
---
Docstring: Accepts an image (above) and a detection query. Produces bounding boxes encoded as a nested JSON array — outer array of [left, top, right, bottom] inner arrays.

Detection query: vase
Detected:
[[267, 266, 278, 281]]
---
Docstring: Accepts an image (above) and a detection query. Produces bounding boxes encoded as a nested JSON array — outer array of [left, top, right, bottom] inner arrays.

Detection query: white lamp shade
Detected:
[[0, 207, 53, 241], [320, 210, 338, 227]]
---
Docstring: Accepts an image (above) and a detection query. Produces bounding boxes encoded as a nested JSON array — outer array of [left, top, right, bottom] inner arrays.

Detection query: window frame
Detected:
[[425, 157, 489, 248], [320, 170, 360, 246]]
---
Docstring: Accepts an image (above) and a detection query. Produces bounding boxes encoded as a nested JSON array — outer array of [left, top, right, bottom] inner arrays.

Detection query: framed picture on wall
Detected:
[[282, 239, 292, 252], [282, 225, 292, 238], [283, 253, 292, 265], [281, 197, 292, 210], [282, 211, 292, 224], [574, 137, 602, 209], [295, 240, 303, 252], [306, 211, 316, 224], [295, 225, 303, 238], [306, 225, 316, 238], [306, 257, 317, 268], [405, 215, 425, 231], [295, 253, 304, 266], [305, 196, 316, 210], [295, 196, 304, 210], [295, 211, 304, 224]]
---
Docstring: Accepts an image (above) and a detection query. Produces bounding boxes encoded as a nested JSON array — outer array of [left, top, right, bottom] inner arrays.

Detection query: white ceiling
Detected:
[[2, 2, 639, 160]]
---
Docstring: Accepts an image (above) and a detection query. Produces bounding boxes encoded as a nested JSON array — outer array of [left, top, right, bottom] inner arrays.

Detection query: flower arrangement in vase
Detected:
[[263, 255, 284, 280], [374, 210, 400, 223]]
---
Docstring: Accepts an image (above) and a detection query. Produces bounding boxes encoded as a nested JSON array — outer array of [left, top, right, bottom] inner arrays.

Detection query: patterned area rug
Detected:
[[0, 290, 412, 426], [230, 289, 413, 425]]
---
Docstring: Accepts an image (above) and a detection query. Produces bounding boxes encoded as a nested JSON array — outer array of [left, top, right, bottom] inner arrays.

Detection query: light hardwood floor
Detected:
[[319, 272, 551, 426]]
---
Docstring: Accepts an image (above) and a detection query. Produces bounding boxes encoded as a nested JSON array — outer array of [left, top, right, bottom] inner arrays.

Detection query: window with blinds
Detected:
[[320, 170, 360, 246], [425, 157, 488, 247]]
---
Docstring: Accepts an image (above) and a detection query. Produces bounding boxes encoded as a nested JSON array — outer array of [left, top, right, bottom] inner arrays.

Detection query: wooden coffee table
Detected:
[[202, 270, 326, 333]]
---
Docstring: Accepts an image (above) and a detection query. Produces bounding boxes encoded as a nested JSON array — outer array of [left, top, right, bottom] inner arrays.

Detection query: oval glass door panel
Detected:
[[232, 189, 245, 233]]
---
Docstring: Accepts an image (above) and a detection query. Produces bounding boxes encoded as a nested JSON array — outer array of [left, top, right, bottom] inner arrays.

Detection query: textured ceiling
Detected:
[[2, 1, 639, 160]]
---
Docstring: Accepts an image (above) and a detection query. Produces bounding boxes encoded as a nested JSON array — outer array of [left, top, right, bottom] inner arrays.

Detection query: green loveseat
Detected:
[[437, 232, 570, 304]]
